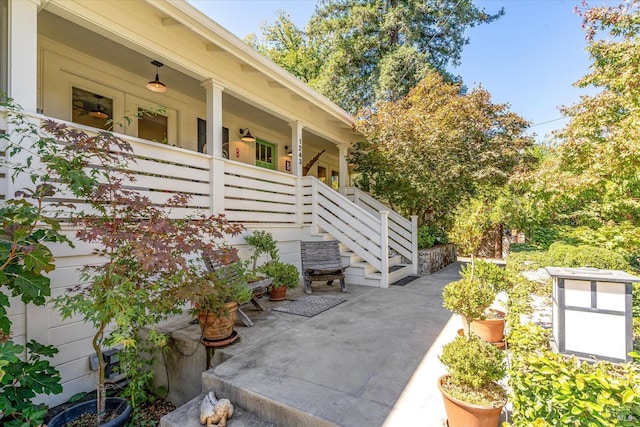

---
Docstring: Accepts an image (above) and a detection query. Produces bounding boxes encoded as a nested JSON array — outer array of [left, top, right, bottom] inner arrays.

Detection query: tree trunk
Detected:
[[494, 223, 503, 259]]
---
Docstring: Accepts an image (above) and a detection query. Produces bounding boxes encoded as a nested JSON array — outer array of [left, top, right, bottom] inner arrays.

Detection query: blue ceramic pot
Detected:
[[47, 397, 131, 427]]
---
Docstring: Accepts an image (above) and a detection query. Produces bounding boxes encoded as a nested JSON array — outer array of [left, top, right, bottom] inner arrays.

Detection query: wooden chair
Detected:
[[300, 240, 348, 294], [202, 254, 271, 327]]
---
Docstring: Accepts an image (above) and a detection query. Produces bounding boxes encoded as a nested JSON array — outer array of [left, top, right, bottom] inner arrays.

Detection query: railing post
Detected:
[[295, 176, 303, 226], [311, 178, 319, 235], [411, 215, 419, 275], [210, 157, 225, 215], [380, 211, 389, 288]]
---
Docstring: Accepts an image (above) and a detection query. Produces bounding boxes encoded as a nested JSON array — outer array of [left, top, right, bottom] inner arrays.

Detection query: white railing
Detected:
[[341, 187, 418, 274], [303, 177, 390, 286], [223, 160, 297, 224], [3, 114, 415, 283]]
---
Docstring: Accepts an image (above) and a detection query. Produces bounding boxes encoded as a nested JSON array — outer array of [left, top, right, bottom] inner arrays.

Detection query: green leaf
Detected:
[[622, 389, 636, 404], [11, 271, 50, 306]]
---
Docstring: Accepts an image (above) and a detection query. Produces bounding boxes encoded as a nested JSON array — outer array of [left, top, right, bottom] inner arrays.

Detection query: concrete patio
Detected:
[[160, 262, 467, 426]]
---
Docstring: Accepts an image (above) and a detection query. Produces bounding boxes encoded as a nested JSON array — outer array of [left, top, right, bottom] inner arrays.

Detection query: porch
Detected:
[[1, 0, 418, 408]]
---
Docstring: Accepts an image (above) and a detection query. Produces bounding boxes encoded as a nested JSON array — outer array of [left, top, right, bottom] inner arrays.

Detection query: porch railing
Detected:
[[302, 177, 389, 287], [341, 187, 418, 274], [1, 114, 414, 285]]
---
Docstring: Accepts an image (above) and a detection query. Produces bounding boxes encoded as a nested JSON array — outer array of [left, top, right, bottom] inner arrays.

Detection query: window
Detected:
[[255, 139, 276, 170], [196, 121, 229, 157], [318, 166, 327, 183], [71, 87, 112, 130], [331, 170, 339, 190], [138, 108, 168, 144]]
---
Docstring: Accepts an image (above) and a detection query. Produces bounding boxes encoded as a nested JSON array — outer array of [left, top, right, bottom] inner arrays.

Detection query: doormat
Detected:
[[390, 275, 421, 286], [272, 295, 347, 317]]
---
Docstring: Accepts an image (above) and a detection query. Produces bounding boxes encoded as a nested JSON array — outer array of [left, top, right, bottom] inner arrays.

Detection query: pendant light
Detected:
[[89, 95, 108, 119], [146, 60, 167, 93], [239, 128, 255, 142]]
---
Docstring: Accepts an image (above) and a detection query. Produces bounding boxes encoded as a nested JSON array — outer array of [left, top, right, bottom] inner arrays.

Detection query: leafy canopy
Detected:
[[504, 1, 640, 268], [351, 71, 532, 226], [249, 0, 503, 113]]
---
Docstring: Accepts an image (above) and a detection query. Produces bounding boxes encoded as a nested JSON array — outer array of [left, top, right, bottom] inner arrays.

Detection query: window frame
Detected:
[[255, 138, 276, 170]]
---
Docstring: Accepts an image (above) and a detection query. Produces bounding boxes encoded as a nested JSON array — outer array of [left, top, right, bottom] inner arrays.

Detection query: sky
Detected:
[[190, 0, 598, 140]]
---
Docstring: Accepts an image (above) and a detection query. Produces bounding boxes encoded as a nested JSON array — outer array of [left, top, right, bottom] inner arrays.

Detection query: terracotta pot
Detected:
[[462, 311, 505, 343], [470, 318, 505, 344], [438, 375, 504, 427], [197, 302, 238, 341], [268, 285, 287, 301]]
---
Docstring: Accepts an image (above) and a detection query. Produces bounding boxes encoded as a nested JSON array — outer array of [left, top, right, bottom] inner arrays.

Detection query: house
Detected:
[[0, 0, 417, 406]]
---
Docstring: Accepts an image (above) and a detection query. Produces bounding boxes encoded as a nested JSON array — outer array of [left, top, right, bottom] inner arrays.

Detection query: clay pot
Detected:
[[462, 311, 505, 343], [197, 302, 238, 341], [438, 375, 504, 427], [268, 285, 287, 301], [457, 329, 505, 349]]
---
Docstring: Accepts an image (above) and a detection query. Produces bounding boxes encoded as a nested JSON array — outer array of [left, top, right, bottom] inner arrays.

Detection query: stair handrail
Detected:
[[306, 177, 388, 278], [340, 187, 418, 274]]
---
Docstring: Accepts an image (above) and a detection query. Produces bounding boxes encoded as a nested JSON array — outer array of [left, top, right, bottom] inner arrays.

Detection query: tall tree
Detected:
[[504, 1, 640, 261], [246, 11, 323, 86], [352, 71, 532, 226], [249, 0, 503, 113]]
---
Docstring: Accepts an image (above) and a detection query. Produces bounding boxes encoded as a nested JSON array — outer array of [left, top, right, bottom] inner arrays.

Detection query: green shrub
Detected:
[[503, 274, 542, 326], [442, 277, 495, 325], [529, 226, 562, 250], [507, 243, 632, 274], [506, 322, 550, 356], [509, 243, 539, 253], [508, 351, 640, 426], [258, 260, 299, 289], [465, 260, 510, 294], [547, 242, 630, 270], [439, 335, 507, 406], [244, 230, 279, 271], [417, 224, 448, 249]]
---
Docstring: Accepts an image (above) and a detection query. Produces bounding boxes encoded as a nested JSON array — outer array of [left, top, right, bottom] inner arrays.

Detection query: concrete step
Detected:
[[389, 264, 414, 283], [202, 372, 336, 427], [160, 394, 277, 427]]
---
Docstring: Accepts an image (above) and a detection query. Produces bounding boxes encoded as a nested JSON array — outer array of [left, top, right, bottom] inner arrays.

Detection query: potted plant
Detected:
[[243, 230, 278, 288], [188, 257, 253, 341], [466, 260, 510, 343], [258, 260, 300, 301], [443, 274, 496, 339], [245, 230, 278, 273], [447, 198, 507, 343], [438, 334, 507, 427]]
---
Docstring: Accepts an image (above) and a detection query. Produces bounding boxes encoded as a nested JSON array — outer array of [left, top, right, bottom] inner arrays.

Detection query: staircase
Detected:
[[303, 179, 418, 288]]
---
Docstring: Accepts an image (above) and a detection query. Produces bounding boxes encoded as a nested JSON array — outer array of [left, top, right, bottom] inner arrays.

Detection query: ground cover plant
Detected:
[[504, 238, 640, 426]]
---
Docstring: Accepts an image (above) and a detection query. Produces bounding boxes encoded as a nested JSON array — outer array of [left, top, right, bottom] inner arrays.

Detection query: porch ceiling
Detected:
[[37, 10, 330, 149]]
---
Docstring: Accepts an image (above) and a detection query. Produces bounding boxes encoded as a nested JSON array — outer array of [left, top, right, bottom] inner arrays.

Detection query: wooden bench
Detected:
[[202, 254, 272, 327], [300, 240, 347, 294]]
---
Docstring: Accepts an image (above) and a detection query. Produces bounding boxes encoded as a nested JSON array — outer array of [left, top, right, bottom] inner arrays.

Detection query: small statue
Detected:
[[199, 390, 234, 427]]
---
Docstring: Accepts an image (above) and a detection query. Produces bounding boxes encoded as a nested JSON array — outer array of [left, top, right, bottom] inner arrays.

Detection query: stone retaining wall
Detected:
[[417, 244, 457, 274]]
